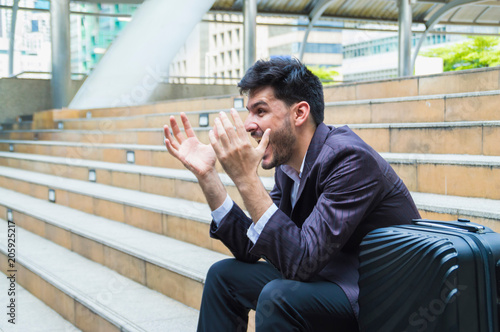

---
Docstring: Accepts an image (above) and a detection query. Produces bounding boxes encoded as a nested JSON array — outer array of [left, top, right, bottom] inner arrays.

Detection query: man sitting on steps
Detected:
[[164, 57, 420, 332]]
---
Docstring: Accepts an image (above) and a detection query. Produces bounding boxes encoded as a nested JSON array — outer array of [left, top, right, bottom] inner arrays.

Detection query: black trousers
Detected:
[[197, 258, 359, 332]]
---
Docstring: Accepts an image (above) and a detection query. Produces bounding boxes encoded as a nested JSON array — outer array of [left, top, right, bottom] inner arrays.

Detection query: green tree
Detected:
[[307, 66, 339, 85], [420, 36, 500, 72]]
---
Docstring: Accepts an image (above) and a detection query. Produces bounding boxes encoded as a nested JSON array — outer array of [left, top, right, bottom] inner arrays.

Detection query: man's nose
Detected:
[[244, 116, 256, 133]]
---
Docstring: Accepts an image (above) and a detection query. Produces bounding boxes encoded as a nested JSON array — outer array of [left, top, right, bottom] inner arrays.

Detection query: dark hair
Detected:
[[238, 57, 324, 125]]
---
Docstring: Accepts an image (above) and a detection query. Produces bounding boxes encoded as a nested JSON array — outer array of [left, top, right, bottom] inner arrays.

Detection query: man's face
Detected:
[[244, 86, 297, 170]]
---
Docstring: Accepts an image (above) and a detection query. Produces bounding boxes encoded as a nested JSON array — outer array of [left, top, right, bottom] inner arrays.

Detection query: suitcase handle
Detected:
[[412, 219, 486, 233]]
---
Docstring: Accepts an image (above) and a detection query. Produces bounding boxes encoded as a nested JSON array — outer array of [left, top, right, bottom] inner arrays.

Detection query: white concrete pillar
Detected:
[[69, 0, 215, 109], [398, 0, 413, 77], [51, 0, 71, 108], [243, 0, 257, 72], [8, 0, 19, 77]]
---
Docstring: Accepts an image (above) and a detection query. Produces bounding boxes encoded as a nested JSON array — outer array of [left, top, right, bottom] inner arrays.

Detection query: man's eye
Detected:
[[257, 109, 265, 115]]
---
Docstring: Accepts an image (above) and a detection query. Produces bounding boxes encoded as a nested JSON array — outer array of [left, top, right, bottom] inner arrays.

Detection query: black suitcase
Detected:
[[358, 218, 500, 332]]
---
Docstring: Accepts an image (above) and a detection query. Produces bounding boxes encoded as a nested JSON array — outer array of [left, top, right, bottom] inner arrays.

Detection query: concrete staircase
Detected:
[[0, 67, 499, 331]]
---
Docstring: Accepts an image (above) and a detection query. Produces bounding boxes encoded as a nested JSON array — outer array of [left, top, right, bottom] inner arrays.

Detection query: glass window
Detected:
[[303, 43, 343, 54]]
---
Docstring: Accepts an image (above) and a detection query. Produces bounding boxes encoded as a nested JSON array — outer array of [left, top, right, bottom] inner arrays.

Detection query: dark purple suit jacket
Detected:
[[210, 123, 421, 316]]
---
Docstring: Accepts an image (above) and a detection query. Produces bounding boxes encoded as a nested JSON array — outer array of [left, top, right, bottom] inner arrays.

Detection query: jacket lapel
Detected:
[[279, 175, 294, 216], [291, 123, 331, 218]]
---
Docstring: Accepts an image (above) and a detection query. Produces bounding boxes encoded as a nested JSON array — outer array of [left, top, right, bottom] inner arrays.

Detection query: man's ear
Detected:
[[293, 101, 311, 127]]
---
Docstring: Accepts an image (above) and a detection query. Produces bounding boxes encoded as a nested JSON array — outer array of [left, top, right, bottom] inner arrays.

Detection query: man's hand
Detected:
[[209, 109, 273, 222], [164, 112, 217, 179], [164, 112, 228, 211], [209, 109, 270, 186]]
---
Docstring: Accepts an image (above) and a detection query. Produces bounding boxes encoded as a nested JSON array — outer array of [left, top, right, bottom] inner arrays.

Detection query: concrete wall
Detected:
[[0, 78, 84, 123], [149, 83, 239, 103]]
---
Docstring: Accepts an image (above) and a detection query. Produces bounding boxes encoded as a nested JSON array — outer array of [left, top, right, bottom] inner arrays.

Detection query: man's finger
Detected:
[[219, 112, 239, 143], [180, 112, 196, 138], [209, 129, 223, 158], [214, 117, 230, 149], [164, 125, 179, 150], [170, 116, 186, 143], [230, 108, 247, 138], [164, 137, 180, 159], [256, 128, 271, 156]]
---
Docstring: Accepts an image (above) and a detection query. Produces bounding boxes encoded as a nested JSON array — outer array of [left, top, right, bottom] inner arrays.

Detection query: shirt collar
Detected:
[[280, 152, 307, 184]]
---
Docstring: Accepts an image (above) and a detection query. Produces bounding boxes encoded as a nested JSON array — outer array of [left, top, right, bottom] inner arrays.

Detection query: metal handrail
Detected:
[[164, 76, 241, 85], [164, 75, 345, 84], [4, 72, 345, 84], [6, 71, 87, 79]]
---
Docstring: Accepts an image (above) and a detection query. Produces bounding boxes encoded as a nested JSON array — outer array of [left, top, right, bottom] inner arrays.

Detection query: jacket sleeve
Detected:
[[209, 173, 283, 263], [248, 145, 384, 281]]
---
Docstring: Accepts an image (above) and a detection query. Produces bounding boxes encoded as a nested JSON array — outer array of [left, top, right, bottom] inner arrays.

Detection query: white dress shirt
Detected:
[[211, 155, 306, 244]]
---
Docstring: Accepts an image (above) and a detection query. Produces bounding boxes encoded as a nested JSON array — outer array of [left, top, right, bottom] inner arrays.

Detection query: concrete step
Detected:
[[350, 121, 500, 155], [0, 187, 226, 309], [0, 271, 81, 332], [382, 152, 500, 200], [411, 192, 500, 233], [42, 68, 500, 124], [1, 120, 499, 155], [325, 90, 500, 124], [0, 165, 230, 255], [53, 90, 500, 131], [0, 139, 182, 169], [0, 139, 271, 177], [1, 151, 499, 201], [324, 67, 500, 102], [61, 95, 241, 120], [0, 140, 273, 179], [0, 122, 33, 131], [24, 68, 499, 128], [0, 127, 166, 145], [58, 108, 244, 131], [0, 151, 272, 207], [0, 161, 498, 234], [0, 214, 202, 331]]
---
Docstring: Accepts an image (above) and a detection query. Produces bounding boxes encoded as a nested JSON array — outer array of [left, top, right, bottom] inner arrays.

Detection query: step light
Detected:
[[88, 169, 96, 182], [9, 144, 14, 152], [199, 113, 209, 127], [7, 209, 13, 222], [48, 189, 56, 203], [86, 111, 92, 119], [58, 122, 64, 129], [233, 97, 244, 109], [126, 151, 135, 164]]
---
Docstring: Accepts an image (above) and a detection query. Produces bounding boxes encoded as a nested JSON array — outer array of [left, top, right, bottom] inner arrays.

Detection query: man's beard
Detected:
[[262, 117, 296, 170]]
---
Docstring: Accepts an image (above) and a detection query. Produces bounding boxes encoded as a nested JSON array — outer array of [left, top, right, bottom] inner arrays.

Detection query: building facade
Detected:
[[70, 3, 138, 75], [341, 25, 500, 82], [169, 15, 344, 84], [2, 3, 496, 84], [0, 0, 51, 78]]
